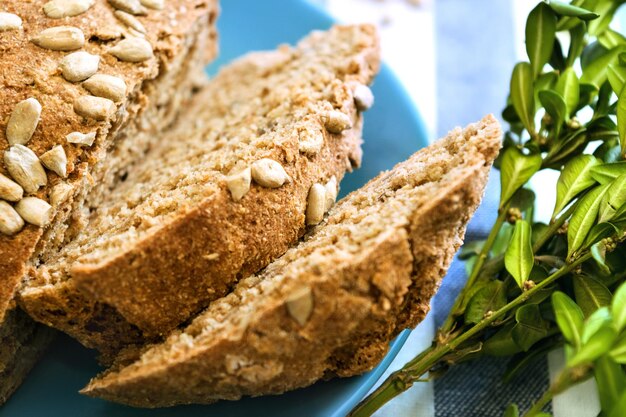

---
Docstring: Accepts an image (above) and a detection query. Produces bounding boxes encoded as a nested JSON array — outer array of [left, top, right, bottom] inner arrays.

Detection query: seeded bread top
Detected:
[[0, 0, 217, 322]]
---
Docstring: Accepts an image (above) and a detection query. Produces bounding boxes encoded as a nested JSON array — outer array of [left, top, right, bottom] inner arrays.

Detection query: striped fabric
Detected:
[[315, 0, 602, 416]]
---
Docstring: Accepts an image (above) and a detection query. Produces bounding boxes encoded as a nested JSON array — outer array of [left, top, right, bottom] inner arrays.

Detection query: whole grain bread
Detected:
[[82, 116, 501, 407], [0, 0, 218, 328], [0, 307, 55, 405], [19, 25, 380, 355]]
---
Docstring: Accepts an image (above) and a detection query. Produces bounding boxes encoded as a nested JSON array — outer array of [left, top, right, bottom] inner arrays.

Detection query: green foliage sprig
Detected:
[[349, 1, 626, 416]]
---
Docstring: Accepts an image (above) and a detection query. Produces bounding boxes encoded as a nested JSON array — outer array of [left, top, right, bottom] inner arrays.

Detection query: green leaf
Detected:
[[500, 147, 542, 206], [594, 355, 626, 411], [504, 404, 519, 417], [582, 306, 612, 344], [608, 389, 626, 417], [581, 46, 626, 89], [491, 223, 514, 257], [512, 304, 550, 351], [618, 86, 626, 158], [526, 3, 557, 78], [608, 64, 626, 95], [591, 241, 611, 275], [573, 274, 612, 317], [590, 162, 626, 184], [552, 154, 600, 218], [566, 24, 586, 68], [599, 174, 626, 223], [464, 280, 507, 324], [609, 333, 626, 363], [552, 291, 584, 347], [584, 222, 619, 248], [612, 282, 626, 332], [510, 62, 536, 134], [569, 322, 616, 366], [587, 0, 621, 37], [539, 90, 567, 135], [505, 220, 534, 289], [483, 323, 523, 357], [458, 240, 484, 260], [555, 67, 580, 115], [567, 183, 611, 259], [598, 29, 626, 49], [547, 0, 599, 21], [534, 71, 558, 110]]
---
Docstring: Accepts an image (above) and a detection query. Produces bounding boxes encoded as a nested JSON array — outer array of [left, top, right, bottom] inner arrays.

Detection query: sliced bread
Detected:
[[82, 115, 501, 407], [19, 25, 380, 353], [0, 0, 218, 327]]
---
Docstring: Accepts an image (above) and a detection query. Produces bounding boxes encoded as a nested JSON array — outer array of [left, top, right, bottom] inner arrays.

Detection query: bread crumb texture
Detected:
[[82, 115, 501, 407]]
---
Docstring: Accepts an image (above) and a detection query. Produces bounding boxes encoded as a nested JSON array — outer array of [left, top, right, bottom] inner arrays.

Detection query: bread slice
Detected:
[[19, 25, 380, 354], [0, 0, 218, 327], [0, 308, 55, 405], [81, 116, 501, 407]]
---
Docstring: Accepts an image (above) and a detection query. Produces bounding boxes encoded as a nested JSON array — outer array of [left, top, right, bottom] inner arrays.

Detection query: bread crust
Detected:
[[81, 116, 501, 407], [0, 0, 218, 323]]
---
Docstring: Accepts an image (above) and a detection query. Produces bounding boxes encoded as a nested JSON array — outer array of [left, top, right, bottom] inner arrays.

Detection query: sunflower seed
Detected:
[[286, 286, 313, 326], [322, 110, 352, 134], [6, 98, 42, 146], [50, 182, 73, 206], [4, 145, 47, 194], [31, 26, 85, 51], [40, 145, 68, 178], [108, 37, 153, 62], [305, 183, 326, 226], [43, 0, 95, 18], [298, 126, 324, 155], [251, 158, 290, 188], [59, 51, 100, 83], [108, 0, 147, 15], [140, 0, 164, 9], [66, 131, 97, 146], [0, 12, 22, 31], [114, 10, 146, 34], [83, 74, 127, 102], [0, 174, 23, 202], [74, 96, 116, 120], [15, 197, 53, 227], [324, 176, 338, 212], [226, 167, 251, 202], [353, 84, 374, 111], [0, 201, 24, 236]]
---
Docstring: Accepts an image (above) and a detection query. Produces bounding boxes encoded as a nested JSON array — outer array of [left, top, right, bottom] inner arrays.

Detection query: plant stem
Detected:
[[349, 253, 592, 417], [439, 204, 509, 335], [523, 389, 553, 417]]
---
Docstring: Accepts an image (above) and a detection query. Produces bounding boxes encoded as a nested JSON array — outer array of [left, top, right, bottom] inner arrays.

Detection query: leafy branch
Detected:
[[349, 0, 626, 415]]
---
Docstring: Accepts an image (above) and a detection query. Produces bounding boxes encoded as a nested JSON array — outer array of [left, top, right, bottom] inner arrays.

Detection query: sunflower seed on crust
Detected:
[[140, 0, 164, 9], [59, 51, 100, 83], [43, 0, 95, 19], [66, 131, 97, 146], [114, 10, 146, 34], [305, 183, 326, 226], [15, 197, 53, 227], [40, 145, 68, 178], [322, 110, 352, 133], [0, 174, 24, 202], [108, 0, 147, 15], [108, 37, 153, 62], [226, 167, 251, 202], [0, 12, 22, 31], [31, 26, 85, 51], [50, 182, 73, 206], [251, 159, 290, 188], [83, 74, 127, 102], [286, 286, 313, 326], [324, 176, 338, 212], [4, 145, 47, 194], [353, 84, 374, 111], [0, 201, 24, 236], [6, 98, 42, 146], [74, 96, 116, 121]]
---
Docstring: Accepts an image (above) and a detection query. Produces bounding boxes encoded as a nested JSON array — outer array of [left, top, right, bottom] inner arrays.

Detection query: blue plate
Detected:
[[1, 1, 428, 416]]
